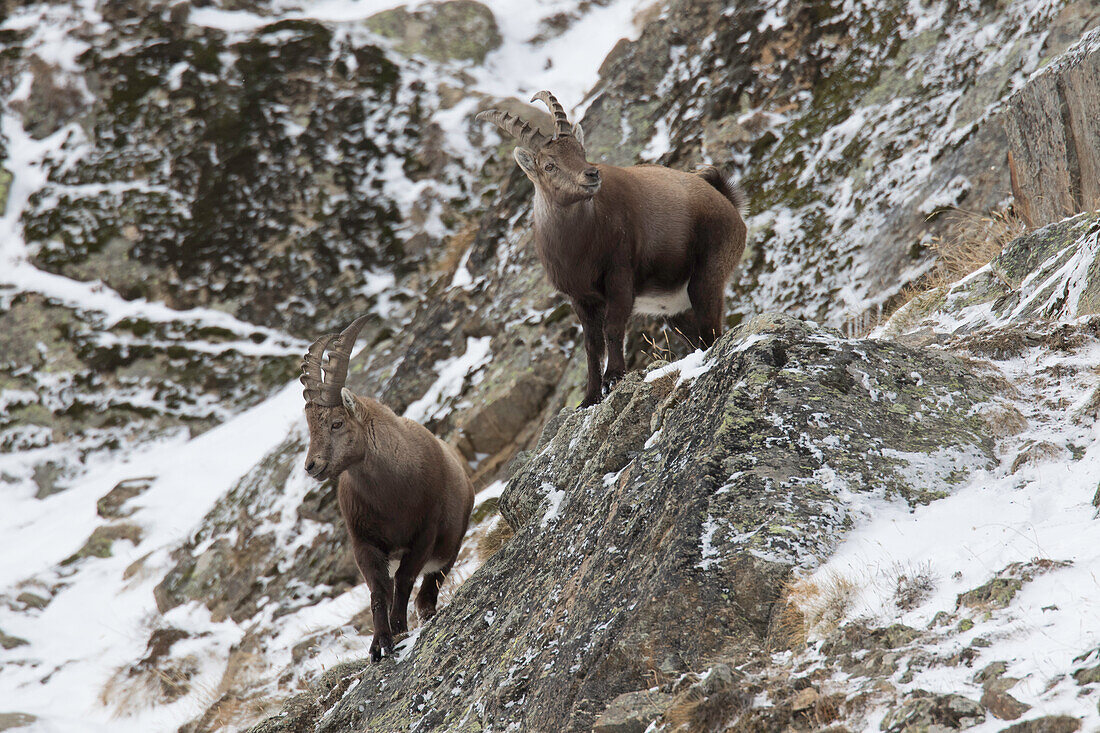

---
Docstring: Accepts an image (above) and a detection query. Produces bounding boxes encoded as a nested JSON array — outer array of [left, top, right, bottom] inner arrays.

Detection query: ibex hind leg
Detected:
[[687, 223, 738, 348], [667, 311, 705, 351], [415, 561, 453, 623]]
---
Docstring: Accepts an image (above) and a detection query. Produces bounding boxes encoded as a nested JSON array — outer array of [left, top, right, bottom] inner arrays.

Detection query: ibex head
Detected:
[[301, 315, 371, 482], [477, 90, 600, 206]]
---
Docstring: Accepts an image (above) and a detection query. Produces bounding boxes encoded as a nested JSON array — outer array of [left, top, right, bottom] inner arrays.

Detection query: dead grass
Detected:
[[476, 515, 514, 561], [434, 222, 479, 279], [663, 686, 746, 732], [847, 205, 1031, 336], [891, 561, 937, 611], [773, 572, 858, 648]]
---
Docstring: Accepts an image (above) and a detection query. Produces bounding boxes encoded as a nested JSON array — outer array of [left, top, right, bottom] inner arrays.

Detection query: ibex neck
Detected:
[[533, 189, 597, 230]]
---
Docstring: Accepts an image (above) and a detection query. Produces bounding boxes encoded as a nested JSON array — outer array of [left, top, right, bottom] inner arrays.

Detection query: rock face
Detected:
[[366, 1, 502, 63], [582, 0, 1100, 326], [1003, 28, 1100, 227], [253, 314, 999, 732]]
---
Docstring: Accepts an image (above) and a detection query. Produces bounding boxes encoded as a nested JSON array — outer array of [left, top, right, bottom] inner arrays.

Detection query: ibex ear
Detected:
[[340, 387, 362, 420], [572, 122, 584, 147], [513, 147, 537, 178]]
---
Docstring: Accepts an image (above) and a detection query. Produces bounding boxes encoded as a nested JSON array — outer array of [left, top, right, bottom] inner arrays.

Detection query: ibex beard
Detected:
[[301, 316, 475, 662]]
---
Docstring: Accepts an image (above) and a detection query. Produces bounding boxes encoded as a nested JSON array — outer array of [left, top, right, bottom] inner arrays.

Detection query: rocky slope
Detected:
[[2, 0, 1100, 731]]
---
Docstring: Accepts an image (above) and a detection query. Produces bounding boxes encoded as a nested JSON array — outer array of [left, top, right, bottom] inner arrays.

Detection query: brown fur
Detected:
[[304, 392, 474, 662], [498, 107, 747, 406]]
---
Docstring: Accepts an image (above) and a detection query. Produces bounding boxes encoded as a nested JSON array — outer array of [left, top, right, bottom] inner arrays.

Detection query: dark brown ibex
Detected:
[[478, 91, 747, 406], [301, 316, 474, 661]]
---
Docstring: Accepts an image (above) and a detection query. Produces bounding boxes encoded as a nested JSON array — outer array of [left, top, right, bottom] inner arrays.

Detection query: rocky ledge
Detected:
[[250, 312, 1005, 732]]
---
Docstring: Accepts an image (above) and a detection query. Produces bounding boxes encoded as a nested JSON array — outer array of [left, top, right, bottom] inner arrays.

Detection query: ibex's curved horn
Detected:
[[301, 334, 336, 405], [319, 314, 371, 406], [476, 108, 547, 151], [531, 91, 571, 139]]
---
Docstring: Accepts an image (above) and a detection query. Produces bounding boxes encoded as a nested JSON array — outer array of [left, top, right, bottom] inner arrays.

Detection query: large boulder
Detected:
[[252, 313, 1000, 732], [366, 1, 502, 64]]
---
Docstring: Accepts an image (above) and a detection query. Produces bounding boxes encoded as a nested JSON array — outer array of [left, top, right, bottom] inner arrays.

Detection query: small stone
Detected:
[[96, 477, 154, 519], [998, 715, 1081, 733], [790, 687, 819, 711], [699, 663, 736, 695], [0, 629, 29, 650], [980, 688, 1030, 720], [365, 1, 502, 64], [593, 690, 673, 733], [974, 661, 1007, 685], [880, 692, 985, 732], [60, 522, 144, 566], [15, 592, 49, 611], [0, 712, 38, 731], [1073, 664, 1100, 685]]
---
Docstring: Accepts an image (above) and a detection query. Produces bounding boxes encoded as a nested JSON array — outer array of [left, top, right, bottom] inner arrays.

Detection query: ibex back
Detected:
[[300, 316, 474, 662], [479, 91, 747, 406]]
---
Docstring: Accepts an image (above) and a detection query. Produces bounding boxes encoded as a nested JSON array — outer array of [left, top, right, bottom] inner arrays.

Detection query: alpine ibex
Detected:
[[301, 316, 474, 662], [478, 91, 747, 406]]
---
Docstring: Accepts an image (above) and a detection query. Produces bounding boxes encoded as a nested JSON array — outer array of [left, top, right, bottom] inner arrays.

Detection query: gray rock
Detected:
[[881, 692, 986, 731], [14, 592, 49, 611], [980, 688, 1030, 721], [1002, 29, 1100, 228], [366, 1, 502, 64], [97, 477, 155, 519], [998, 716, 1082, 733], [593, 690, 673, 733], [0, 629, 29, 650], [0, 713, 37, 732]]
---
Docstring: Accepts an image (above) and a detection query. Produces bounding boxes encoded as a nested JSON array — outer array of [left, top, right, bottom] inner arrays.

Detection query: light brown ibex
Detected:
[[301, 316, 474, 662], [478, 91, 747, 406]]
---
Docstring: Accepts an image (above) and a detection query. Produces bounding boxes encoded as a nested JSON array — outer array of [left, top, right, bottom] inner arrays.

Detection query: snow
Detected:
[[0, 383, 306, 731], [644, 348, 712, 384], [801, 335, 1100, 729], [539, 483, 567, 529], [403, 335, 493, 423]]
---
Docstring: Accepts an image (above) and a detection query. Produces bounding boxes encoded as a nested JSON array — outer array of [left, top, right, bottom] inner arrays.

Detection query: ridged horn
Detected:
[[318, 315, 371, 406], [301, 334, 335, 406], [475, 108, 547, 151], [530, 90, 571, 139]]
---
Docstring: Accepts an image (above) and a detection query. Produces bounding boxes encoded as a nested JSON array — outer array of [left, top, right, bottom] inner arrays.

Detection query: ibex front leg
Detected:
[[573, 298, 606, 407], [351, 538, 396, 662]]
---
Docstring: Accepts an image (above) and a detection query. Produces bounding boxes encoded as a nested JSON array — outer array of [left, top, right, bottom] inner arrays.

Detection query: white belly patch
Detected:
[[422, 558, 446, 575], [633, 284, 691, 316], [387, 550, 407, 577]]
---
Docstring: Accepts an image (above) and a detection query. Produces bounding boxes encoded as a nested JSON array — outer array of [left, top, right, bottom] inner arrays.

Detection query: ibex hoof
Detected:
[[370, 633, 395, 663], [601, 375, 622, 397]]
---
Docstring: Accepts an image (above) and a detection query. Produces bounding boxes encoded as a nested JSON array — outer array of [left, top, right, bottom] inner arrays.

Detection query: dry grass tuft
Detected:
[[773, 572, 858, 648], [925, 206, 1027, 287], [854, 205, 1030, 335], [476, 516, 514, 561], [663, 686, 746, 732], [891, 561, 937, 611]]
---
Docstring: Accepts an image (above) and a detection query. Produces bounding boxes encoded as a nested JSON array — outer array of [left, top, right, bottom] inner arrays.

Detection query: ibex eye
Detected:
[[544, 162, 555, 172], [331, 421, 343, 431]]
